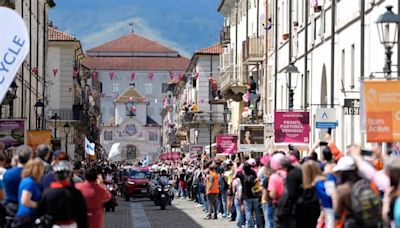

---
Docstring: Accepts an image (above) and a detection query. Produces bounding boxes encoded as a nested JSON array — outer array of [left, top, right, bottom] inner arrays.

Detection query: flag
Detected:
[[169, 72, 174, 80], [85, 137, 95, 156], [131, 72, 135, 81], [108, 143, 120, 160], [148, 72, 154, 80], [91, 71, 98, 80], [52, 69, 58, 77], [109, 72, 115, 80], [193, 72, 199, 80]]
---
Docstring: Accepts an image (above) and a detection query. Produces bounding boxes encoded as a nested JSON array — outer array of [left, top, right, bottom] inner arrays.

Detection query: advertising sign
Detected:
[[274, 111, 310, 144], [343, 99, 360, 115], [0, 7, 30, 103], [363, 81, 400, 142], [238, 125, 265, 151], [159, 152, 181, 161], [315, 108, 337, 128], [0, 119, 25, 149], [27, 130, 51, 151], [189, 145, 204, 154], [216, 134, 238, 154]]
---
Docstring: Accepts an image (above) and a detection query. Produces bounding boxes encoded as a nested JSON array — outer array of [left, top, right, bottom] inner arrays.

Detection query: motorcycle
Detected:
[[104, 182, 118, 212], [153, 177, 173, 210]]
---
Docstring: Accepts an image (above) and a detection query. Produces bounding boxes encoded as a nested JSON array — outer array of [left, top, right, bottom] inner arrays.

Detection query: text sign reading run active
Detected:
[[0, 7, 30, 103], [316, 108, 337, 129]]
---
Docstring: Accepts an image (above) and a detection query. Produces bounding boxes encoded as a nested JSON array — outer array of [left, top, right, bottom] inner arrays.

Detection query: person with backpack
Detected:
[[237, 162, 261, 228], [333, 156, 382, 228]]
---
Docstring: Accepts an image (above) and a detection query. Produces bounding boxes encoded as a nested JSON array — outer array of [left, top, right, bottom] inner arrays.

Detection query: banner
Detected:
[[0, 7, 30, 103], [216, 134, 238, 154], [363, 81, 400, 142], [26, 130, 51, 151], [159, 152, 180, 161], [274, 111, 310, 144], [0, 119, 25, 149], [238, 125, 265, 151]]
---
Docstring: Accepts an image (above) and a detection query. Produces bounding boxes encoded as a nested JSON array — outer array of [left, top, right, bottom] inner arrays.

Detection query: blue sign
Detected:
[[316, 122, 337, 129]]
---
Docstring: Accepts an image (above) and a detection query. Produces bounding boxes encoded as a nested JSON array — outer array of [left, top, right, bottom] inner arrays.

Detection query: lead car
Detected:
[[124, 167, 151, 201]]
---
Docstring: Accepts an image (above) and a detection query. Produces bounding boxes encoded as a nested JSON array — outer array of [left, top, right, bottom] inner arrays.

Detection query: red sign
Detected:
[[274, 111, 310, 144], [216, 134, 238, 154]]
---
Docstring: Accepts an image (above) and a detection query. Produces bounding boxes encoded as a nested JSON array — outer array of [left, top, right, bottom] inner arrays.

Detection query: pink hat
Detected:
[[260, 155, 271, 165], [270, 153, 285, 171]]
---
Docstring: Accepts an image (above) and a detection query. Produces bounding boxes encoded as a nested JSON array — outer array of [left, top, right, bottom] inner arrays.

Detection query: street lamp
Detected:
[[34, 100, 45, 130], [7, 81, 18, 118], [63, 122, 71, 155], [207, 118, 214, 158], [376, 5, 400, 77], [284, 62, 300, 110], [50, 113, 61, 138]]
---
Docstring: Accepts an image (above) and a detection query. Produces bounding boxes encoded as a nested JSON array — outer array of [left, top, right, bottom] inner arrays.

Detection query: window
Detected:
[[126, 145, 137, 160], [112, 82, 119, 93], [162, 83, 169, 93], [104, 131, 113, 141], [341, 49, 345, 88], [145, 83, 153, 94], [149, 132, 158, 141], [351, 44, 355, 88]]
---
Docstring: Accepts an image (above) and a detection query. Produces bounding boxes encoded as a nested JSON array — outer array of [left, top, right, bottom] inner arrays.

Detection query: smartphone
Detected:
[[361, 149, 374, 157], [319, 141, 329, 146]]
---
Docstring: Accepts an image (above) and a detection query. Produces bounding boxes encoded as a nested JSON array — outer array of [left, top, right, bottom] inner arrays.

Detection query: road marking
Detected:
[[131, 201, 151, 228]]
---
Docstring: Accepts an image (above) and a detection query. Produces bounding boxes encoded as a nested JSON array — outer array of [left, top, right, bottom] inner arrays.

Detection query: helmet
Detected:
[[53, 161, 73, 180]]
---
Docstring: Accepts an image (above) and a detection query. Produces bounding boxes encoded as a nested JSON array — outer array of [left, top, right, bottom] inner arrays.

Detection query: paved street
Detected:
[[105, 197, 236, 228]]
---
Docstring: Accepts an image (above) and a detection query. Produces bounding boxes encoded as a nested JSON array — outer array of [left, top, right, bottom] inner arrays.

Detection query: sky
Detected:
[[48, 0, 223, 57]]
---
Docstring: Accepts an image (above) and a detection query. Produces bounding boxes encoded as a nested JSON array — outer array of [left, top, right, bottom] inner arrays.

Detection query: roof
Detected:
[[48, 27, 76, 42], [88, 33, 176, 53], [195, 44, 223, 55], [83, 56, 189, 71], [146, 116, 160, 126], [114, 86, 145, 103]]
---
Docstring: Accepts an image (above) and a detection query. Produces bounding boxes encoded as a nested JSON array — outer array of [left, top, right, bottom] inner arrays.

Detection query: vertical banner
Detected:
[[0, 119, 25, 149], [363, 81, 400, 142], [274, 111, 310, 144], [0, 7, 30, 103], [216, 134, 238, 154], [26, 130, 52, 151]]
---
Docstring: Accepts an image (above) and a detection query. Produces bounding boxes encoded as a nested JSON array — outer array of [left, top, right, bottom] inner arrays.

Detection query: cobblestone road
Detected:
[[105, 197, 237, 228]]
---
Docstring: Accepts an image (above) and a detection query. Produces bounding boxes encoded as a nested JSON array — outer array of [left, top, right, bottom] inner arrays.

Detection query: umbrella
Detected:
[[108, 143, 121, 160]]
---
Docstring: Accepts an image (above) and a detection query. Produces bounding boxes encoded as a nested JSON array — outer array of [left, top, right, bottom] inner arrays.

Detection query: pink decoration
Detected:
[[311, 0, 318, 7], [178, 73, 183, 81], [52, 69, 58, 77], [193, 72, 199, 80], [32, 67, 38, 75], [148, 72, 154, 80], [91, 71, 98, 80], [242, 92, 250, 103], [109, 72, 115, 80], [169, 72, 174, 80], [73, 69, 79, 78], [130, 106, 137, 113], [131, 72, 135, 81]]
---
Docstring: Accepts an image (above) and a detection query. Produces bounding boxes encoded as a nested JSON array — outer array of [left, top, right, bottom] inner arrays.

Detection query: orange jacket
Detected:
[[329, 143, 344, 162], [208, 171, 220, 194]]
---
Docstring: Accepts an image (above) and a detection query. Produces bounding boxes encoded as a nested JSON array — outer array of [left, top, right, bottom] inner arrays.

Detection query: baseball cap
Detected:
[[333, 156, 356, 172]]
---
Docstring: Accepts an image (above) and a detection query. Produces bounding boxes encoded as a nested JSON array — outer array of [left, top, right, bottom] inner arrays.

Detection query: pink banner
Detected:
[[159, 152, 181, 161], [216, 134, 238, 154], [274, 111, 310, 144]]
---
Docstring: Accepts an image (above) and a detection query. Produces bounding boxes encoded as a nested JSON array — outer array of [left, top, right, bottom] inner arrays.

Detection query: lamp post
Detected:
[[34, 100, 45, 130], [50, 113, 61, 138], [63, 122, 71, 155], [7, 81, 18, 119], [207, 119, 214, 158], [284, 62, 300, 110], [376, 6, 400, 78]]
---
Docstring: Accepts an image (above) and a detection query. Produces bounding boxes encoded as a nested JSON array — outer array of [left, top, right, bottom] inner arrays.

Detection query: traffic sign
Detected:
[[316, 108, 337, 129]]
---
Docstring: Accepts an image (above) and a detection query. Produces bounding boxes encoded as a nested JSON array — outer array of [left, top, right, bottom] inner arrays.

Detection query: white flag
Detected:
[[0, 7, 30, 103], [85, 137, 95, 156], [108, 143, 120, 160]]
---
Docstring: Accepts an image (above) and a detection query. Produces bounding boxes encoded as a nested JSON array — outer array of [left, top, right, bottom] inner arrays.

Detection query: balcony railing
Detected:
[[181, 111, 225, 125], [242, 37, 264, 64], [220, 26, 230, 46], [221, 52, 231, 70], [220, 66, 233, 93]]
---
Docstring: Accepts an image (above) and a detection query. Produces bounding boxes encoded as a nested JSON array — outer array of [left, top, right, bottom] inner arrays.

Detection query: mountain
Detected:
[[48, 0, 223, 57]]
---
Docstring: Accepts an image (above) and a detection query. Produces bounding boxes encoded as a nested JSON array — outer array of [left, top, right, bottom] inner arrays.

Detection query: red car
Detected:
[[124, 168, 151, 201]]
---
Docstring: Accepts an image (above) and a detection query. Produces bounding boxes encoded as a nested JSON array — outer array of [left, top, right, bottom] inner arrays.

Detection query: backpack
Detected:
[[219, 174, 229, 191], [350, 179, 382, 227]]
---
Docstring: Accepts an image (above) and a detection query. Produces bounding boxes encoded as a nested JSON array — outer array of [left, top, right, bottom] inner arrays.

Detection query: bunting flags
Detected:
[[131, 72, 135, 81], [52, 69, 58, 77]]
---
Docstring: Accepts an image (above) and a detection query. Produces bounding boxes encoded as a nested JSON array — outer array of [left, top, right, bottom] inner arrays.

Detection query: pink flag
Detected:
[[73, 69, 79, 78], [92, 71, 98, 80], [52, 69, 58, 77], [109, 72, 115, 80], [178, 73, 183, 81], [32, 67, 38, 75], [131, 72, 135, 81], [311, 0, 318, 7], [148, 72, 154, 80], [193, 72, 199, 80], [169, 72, 174, 80]]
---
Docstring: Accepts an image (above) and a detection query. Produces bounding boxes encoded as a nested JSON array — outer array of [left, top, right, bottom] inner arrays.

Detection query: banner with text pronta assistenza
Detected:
[[363, 81, 400, 142], [0, 7, 30, 103]]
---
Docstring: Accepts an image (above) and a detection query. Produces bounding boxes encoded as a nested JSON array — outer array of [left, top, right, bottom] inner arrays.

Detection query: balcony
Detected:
[[242, 37, 264, 64], [181, 111, 225, 126], [220, 66, 246, 102], [220, 26, 230, 47]]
